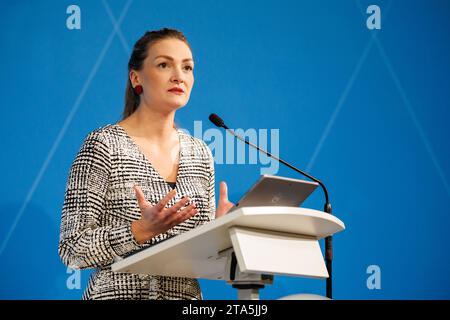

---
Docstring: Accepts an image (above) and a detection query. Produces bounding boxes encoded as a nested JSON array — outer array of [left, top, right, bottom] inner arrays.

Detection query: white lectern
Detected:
[[112, 206, 345, 300]]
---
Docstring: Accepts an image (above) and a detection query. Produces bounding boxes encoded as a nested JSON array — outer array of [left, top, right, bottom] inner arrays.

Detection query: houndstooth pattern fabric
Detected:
[[58, 123, 216, 300]]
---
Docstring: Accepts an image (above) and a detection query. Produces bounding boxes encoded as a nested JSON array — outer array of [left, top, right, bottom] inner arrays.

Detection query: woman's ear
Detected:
[[129, 69, 140, 87]]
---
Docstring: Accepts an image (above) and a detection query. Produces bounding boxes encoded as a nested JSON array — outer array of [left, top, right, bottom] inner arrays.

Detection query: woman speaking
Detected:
[[58, 28, 234, 300]]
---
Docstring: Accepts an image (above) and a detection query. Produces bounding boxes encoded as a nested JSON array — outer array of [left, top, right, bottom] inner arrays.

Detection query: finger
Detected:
[[219, 181, 228, 201], [165, 202, 196, 224], [167, 196, 191, 214], [134, 185, 149, 208], [171, 205, 198, 226], [155, 188, 177, 211], [181, 205, 199, 221], [166, 201, 196, 221]]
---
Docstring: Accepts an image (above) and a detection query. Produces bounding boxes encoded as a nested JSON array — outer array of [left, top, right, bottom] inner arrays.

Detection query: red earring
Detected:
[[134, 85, 143, 95]]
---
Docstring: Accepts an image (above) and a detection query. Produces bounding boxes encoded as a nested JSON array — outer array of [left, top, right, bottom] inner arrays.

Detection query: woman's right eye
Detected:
[[158, 62, 168, 68]]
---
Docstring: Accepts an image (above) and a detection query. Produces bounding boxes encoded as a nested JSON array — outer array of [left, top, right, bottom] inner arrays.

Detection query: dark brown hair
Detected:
[[122, 28, 192, 119]]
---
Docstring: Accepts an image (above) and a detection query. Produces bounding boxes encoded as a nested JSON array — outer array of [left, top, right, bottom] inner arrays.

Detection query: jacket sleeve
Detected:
[[205, 143, 216, 220], [58, 131, 141, 269]]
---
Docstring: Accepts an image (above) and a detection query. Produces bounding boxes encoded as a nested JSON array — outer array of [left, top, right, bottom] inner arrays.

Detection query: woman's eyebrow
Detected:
[[154, 55, 193, 62]]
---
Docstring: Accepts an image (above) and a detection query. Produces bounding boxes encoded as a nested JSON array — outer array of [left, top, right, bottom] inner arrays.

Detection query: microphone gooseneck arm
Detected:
[[209, 113, 334, 299], [222, 125, 330, 206]]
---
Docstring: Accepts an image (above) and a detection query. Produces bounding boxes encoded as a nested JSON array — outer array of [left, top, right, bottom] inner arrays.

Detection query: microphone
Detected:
[[208, 112, 334, 299]]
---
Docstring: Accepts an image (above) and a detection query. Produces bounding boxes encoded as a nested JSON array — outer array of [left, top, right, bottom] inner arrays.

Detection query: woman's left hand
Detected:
[[215, 181, 235, 219]]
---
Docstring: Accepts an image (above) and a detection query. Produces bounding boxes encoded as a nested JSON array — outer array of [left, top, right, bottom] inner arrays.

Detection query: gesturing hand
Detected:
[[131, 186, 198, 244], [215, 181, 235, 219]]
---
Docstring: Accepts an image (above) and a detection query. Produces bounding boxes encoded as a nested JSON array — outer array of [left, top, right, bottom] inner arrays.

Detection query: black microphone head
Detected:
[[209, 113, 225, 128]]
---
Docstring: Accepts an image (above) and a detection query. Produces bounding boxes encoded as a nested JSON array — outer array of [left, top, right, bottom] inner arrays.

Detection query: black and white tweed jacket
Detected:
[[58, 124, 216, 300]]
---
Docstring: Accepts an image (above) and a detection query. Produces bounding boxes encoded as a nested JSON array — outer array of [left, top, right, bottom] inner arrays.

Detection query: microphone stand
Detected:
[[218, 122, 334, 299]]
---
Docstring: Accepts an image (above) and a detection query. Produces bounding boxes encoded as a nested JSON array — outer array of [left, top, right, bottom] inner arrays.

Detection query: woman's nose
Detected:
[[171, 76, 182, 83], [170, 66, 185, 83]]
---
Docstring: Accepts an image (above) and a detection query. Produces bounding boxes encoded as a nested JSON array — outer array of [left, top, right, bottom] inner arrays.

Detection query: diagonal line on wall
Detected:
[[305, 36, 376, 172], [355, 0, 450, 196], [306, 0, 393, 174], [0, 0, 134, 256], [102, 0, 130, 55], [375, 40, 450, 197]]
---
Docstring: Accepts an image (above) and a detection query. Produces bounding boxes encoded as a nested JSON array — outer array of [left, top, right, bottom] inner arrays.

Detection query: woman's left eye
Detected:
[[158, 63, 192, 71]]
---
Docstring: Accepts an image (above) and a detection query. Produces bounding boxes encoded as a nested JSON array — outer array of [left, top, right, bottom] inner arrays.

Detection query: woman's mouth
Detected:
[[168, 89, 184, 95], [168, 87, 184, 95]]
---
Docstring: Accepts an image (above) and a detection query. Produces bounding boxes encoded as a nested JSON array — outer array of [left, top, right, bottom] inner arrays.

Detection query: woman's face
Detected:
[[131, 38, 195, 112]]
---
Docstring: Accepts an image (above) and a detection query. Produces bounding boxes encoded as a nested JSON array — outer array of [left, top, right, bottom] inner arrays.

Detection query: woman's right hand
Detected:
[[131, 185, 198, 244]]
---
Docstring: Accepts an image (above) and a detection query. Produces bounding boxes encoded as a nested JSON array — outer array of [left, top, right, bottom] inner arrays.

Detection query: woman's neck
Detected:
[[120, 104, 177, 142]]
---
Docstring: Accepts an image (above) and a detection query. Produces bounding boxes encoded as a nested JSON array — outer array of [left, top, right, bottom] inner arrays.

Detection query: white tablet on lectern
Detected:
[[228, 174, 319, 213]]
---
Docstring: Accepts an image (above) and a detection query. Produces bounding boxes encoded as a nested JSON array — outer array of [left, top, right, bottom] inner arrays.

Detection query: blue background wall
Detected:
[[1, 0, 449, 299]]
